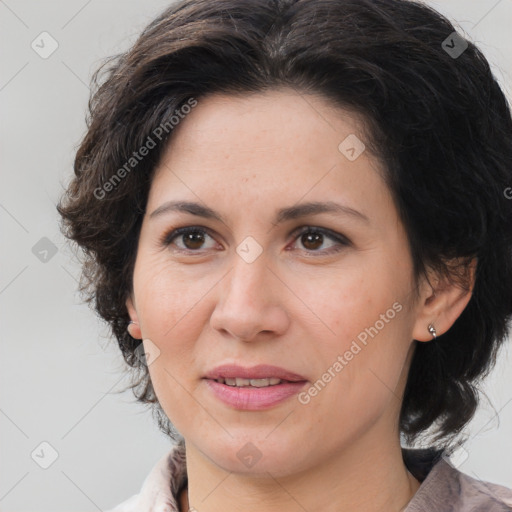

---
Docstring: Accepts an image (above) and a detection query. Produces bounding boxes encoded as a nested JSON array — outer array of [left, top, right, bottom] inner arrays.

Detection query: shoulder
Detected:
[[103, 440, 187, 512], [403, 448, 512, 511]]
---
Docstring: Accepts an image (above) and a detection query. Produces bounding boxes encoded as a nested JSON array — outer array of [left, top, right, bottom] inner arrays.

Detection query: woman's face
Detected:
[[126, 88, 428, 476]]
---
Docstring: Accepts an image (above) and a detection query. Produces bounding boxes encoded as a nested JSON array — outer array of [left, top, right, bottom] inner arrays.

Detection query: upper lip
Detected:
[[203, 364, 307, 382]]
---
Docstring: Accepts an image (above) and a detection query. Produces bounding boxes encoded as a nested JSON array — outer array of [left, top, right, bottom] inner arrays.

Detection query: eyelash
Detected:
[[159, 225, 351, 256]]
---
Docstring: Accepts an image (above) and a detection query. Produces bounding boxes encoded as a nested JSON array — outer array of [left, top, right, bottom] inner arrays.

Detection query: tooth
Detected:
[[248, 378, 269, 387], [249, 378, 282, 387], [219, 377, 284, 387]]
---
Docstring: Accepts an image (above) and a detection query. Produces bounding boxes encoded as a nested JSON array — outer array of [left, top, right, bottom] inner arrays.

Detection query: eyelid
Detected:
[[159, 225, 219, 250], [290, 225, 351, 246], [159, 224, 351, 254]]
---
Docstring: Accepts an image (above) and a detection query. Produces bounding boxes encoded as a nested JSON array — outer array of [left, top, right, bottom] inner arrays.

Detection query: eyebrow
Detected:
[[149, 200, 369, 225]]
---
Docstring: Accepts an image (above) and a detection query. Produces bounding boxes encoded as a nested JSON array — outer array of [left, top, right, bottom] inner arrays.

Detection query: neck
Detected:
[[181, 431, 421, 512]]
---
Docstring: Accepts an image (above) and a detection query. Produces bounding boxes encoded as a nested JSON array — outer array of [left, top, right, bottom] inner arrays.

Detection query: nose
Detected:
[[209, 251, 290, 342]]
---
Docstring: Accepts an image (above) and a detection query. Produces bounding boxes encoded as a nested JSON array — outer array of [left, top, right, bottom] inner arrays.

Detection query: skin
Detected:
[[126, 88, 474, 512]]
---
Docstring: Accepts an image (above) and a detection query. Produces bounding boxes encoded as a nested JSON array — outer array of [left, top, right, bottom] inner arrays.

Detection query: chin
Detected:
[[197, 431, 308, 476]]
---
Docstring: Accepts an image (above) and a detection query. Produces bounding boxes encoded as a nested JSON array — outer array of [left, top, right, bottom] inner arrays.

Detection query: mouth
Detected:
[[208, 376, 296, 387], [202, 364, 308, 410], [203, 363, 308, 384]]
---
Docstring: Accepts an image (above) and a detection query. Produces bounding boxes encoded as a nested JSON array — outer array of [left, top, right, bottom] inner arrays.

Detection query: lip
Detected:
[[204, 379, 308, 410], [202, 364, 308, 410], [203, 364, 307, 382]]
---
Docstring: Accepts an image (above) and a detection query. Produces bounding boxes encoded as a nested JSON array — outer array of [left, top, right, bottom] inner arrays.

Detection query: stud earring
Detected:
[[427, 323, 437, 340]]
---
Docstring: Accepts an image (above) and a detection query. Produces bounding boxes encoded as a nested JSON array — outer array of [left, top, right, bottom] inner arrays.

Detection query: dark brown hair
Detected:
[[57, 0, 512, 448]]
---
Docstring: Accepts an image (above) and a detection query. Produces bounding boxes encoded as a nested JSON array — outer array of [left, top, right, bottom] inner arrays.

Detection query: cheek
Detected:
[[296, 257, 412, 405], [137, 267, 206, 428], [134, 255, 209, 343], [293, 259, 397, 348]]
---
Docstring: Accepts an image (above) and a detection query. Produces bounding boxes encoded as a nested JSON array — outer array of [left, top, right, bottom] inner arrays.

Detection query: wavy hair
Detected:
[[57, 0, 512, 448]]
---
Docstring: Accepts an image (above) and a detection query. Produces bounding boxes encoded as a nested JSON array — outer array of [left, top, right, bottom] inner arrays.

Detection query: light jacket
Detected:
[[105, 438, 512, 511]]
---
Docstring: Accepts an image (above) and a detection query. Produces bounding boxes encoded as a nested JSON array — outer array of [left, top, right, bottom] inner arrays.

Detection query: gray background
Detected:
[[1, 1, 511, 510]]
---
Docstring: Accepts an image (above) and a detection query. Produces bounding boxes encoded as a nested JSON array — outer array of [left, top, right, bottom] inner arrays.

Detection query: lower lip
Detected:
[[204, 379, 308, 410]]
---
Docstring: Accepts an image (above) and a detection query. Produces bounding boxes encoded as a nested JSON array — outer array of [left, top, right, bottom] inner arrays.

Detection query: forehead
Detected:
[[147, 89, 390, 223], [161, 89, 368, 161]]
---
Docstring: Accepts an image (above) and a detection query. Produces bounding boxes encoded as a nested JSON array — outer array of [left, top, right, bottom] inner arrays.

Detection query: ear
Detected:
[[125, 293, 142, 339], [412, 258, 477, 342]]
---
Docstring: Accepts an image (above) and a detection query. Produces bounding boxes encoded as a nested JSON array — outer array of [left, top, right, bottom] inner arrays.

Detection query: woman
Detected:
[[57, 0, 512, 511]]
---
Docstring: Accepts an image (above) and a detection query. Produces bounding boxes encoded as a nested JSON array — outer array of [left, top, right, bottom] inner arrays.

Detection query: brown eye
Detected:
[[162, 227, 217, 252], [181, 230, 206, 250], [291, 227, 350, 254], [301, 231, 324, 251]]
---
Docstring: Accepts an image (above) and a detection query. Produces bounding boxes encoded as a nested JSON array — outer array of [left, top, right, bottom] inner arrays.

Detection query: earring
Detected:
[[427, 323, 437, 340]]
